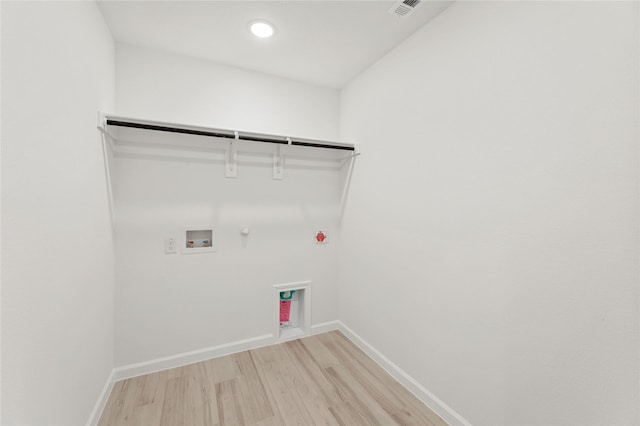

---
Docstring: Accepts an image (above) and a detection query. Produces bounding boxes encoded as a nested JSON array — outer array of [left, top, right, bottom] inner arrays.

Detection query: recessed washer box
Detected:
[[182, 228, 215, 254]]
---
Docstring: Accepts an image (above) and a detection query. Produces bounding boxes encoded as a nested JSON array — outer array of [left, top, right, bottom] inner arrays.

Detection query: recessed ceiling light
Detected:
[[249, 21, 275, 38]]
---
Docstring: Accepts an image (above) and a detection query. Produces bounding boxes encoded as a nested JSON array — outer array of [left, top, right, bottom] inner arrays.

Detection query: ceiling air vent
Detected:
[[389, 0, 422, 17]]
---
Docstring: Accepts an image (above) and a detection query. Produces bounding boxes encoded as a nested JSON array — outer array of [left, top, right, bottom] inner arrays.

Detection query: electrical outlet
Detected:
[[164, 237, 177, 254]]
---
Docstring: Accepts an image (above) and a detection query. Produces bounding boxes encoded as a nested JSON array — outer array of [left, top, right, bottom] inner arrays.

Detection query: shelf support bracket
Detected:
[[226, 132, 238, 178], [273, 142, 286, 180], [97, 111, 107, 132]]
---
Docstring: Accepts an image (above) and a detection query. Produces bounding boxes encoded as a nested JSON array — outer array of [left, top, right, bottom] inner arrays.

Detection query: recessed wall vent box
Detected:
[[388, 0, 422, 17], [274, 281, 311, 342], [182, 229, 215, 254]]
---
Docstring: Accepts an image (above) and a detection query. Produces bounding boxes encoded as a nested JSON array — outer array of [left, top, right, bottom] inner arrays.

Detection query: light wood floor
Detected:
[[99, 331, 447, 426]]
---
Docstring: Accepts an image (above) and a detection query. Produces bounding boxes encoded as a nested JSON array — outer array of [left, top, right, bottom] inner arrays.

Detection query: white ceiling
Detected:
[[97, 0, 452, 88]]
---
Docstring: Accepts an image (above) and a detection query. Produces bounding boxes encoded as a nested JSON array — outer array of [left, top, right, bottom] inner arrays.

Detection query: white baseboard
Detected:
[[336, 321, 471, 426], [112, 322, 340, 382], [311, 320, 341, 335], [113, 333, 274, 381], [89, 320, 468, 426], [86, 368, 115, 426]]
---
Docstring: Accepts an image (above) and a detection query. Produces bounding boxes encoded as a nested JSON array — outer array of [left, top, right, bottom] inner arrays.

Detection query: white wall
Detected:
[[1, 2, 115, 425], [116, 43, 339, 141], [112, 45, 343, 366], [338, 2, 639, 425]]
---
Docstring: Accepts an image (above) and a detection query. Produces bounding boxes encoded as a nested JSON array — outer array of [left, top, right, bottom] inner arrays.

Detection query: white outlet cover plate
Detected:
[[164, 237, 177, 254]]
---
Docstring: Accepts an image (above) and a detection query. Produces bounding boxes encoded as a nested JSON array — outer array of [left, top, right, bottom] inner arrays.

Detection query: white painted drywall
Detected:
[[338, 1, 639, 424], [1, 2, 115, 424], [115, 43, 340, 141], [112, 46, 343, 366]]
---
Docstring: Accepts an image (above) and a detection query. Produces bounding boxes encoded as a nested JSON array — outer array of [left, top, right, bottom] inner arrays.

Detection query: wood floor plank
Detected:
[[252, 344, 319, 425], [299, 334, 341, 368], [203, 352, 240, 384], [232, 352, 274, 424], [245, 346, 285, 424], [328, 401, 370, 426], [184, 363, 218, 426], [234, 375, 273, 424], [283, 339, 346, 407], [98, 380, 126, 426], [129, 401, 164, 426], [216, 379, 245, 426], [253, 414, 286, 426], [160, 363, 217, 426], [325, 365, 398, 426], [250, 344, 280, 366], [136, 370, 166, 406], [199, 360, 225, 423], [128, 370, 170, 425], [232, 351, 259, 378], [271, 342, 338, 425], [159, 377, 184, 425], [99, 376, 146, 426], [99, 331, 448, 426], [393, 406, 447, 426], [324, 337, 409, 418], [329, 331, 447, 426]]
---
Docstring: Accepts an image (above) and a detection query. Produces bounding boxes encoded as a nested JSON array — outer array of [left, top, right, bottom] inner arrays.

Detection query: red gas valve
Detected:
[[315, 230, 327, 243]]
